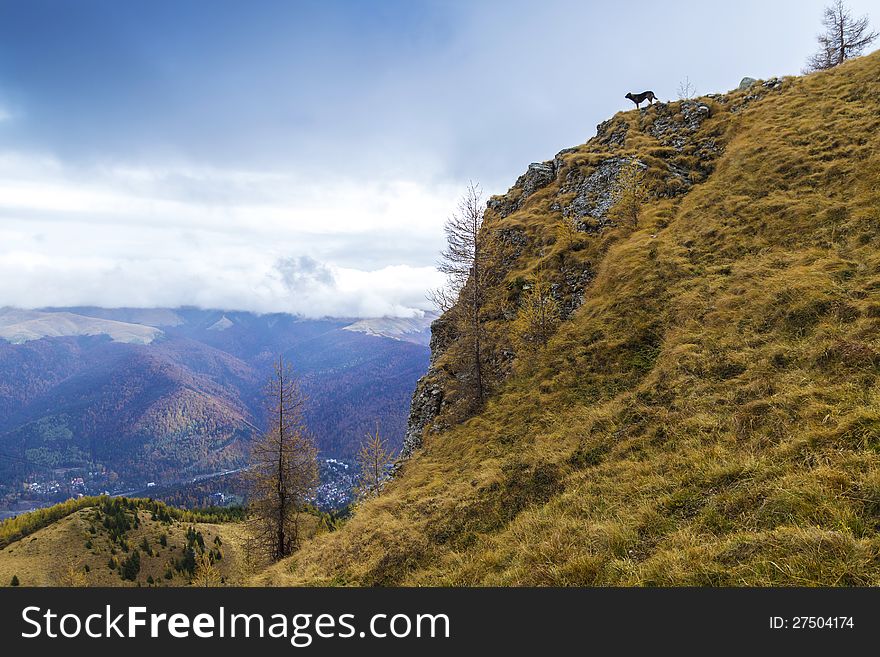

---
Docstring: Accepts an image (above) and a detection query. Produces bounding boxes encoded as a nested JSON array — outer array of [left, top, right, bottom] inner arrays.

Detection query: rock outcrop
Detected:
[[399, 77, 786, 461]]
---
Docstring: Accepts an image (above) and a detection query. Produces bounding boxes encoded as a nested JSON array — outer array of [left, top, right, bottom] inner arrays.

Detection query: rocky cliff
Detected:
[[400, 76, 786, 460], [261, 50, 880, 586]]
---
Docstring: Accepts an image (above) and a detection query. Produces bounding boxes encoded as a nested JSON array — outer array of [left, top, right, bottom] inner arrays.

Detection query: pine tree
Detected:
[[193, 550, 220, 587], [10, 575, 19, 586], [120, 550, 141, 581], [234, 534, 263, 585], [556, 214, 581, 249], [248, 355, 319, 561], [355, 423, 394, 499], [60, 559, 89, 587]]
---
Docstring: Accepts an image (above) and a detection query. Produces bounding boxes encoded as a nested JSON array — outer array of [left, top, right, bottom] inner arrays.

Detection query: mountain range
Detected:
[[0, 306, 433, 503]]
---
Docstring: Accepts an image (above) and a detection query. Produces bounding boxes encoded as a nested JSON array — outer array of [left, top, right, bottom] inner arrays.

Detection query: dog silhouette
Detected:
[[625, 91, 657, 108]]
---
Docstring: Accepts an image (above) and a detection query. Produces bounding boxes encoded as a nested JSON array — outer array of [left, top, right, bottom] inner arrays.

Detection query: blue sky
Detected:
[[0, 0, 876, 316]]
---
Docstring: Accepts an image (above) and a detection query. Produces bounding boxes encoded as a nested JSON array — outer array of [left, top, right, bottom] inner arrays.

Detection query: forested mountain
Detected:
[[0, 307, 429, 501]]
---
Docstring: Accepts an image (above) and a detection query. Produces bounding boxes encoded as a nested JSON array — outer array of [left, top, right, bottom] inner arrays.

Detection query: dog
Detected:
[[625, 91, 657, 108]]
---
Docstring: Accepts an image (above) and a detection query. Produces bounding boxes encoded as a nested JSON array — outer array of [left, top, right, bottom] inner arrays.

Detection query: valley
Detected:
[[0, 307, 433, 515]]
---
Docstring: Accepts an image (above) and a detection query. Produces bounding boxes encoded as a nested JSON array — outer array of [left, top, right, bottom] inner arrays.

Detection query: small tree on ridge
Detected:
[[805, 0, 877, 72], [429, 182, 490, 405]]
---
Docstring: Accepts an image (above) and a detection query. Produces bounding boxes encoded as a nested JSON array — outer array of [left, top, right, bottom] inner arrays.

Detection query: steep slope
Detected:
[[260, 51, 880, 586], [0, 342, 254, 484]]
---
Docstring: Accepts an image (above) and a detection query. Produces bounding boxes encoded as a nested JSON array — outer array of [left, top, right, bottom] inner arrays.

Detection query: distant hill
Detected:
[[0, 308, 429, 503], [0, 308, 161, 344], [342, 313, 437, 346], [0, 497, 295, 586]]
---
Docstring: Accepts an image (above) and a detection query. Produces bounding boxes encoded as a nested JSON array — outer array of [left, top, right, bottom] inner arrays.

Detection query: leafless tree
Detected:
[[247, 355, 318, 561], [805, 0, 877, 72], [429, 182, 489, 403], [677, 76, 696, 100], [355, 422, 394, 499]]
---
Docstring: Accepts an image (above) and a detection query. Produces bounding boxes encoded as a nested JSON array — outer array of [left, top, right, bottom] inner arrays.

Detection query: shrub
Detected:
[[120, 550, 141, 581]]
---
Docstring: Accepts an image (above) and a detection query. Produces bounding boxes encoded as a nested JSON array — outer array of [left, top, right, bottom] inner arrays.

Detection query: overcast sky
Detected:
[[0, 0, 876, 317]]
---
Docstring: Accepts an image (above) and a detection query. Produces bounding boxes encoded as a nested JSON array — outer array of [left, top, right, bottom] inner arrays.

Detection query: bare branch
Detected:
[[435, 181, 489, 403], [805, 0, 877, 72], [247, 355, 318, 561], [676, 76, 696, 100]]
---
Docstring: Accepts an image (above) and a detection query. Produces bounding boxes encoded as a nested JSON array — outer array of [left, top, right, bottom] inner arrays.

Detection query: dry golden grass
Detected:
[[0, 507, 259, 587], [36, 52, 880, 589], [266, 50, 880, 588]]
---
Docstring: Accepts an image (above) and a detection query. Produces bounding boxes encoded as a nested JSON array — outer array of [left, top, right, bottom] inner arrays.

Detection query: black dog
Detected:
[[625, 91, 657, 108]]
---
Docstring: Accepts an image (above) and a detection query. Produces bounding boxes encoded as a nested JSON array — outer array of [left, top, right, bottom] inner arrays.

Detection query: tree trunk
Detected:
[[276, 362, 286, 560]]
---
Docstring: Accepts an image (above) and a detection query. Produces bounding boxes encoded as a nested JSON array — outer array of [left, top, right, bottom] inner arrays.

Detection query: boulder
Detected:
[[738, 77, 757, 90]]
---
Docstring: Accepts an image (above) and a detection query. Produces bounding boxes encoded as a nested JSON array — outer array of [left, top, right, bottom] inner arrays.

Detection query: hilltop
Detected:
[[257, 51, 880, 586], [0, 496, 331, 587], [0, 497, 264, 586]]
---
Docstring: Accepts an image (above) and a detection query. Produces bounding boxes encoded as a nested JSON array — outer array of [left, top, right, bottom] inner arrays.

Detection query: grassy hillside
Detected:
[[0, 497, 323, 587], [258, 51, 880, 586]]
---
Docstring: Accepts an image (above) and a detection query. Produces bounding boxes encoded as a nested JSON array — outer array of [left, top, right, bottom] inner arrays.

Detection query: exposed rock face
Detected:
[[399, 315, 454, 458], [399, 371, 445, 458], [427, 315, 455, 365], [518, 162, 555, 198], [496, 225, 530, 269], [488, 161, 557, 218], [738, 76, 757, 90], [558, 156, 633, 224], [556, 264, 595, 320], [595, 118, 628, 147], [400, 80, 786, 461], [649, 100, 712, 149], [730, 77, 785, 113]]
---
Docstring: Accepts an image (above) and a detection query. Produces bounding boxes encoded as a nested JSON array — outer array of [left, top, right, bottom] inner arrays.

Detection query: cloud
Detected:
[[275, 255, 336, 290], [0, 152, 451, 317], [0, 0, 848, 317]]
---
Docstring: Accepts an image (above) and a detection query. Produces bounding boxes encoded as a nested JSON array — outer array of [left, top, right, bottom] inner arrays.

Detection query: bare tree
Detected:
[[233, 534, 264, 585], [429, 182, 489, 403], [355, 423, 394, 499], [248, 355, 318, 561], [676, 76, 696, 100], [805, 0, 877, 72]]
